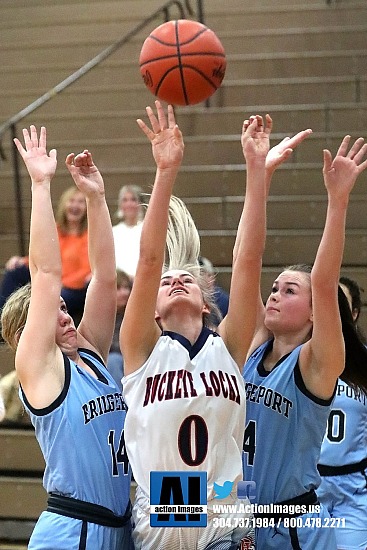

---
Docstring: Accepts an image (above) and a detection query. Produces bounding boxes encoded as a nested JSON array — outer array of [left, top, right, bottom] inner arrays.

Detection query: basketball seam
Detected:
[[155, 64, 218, 101], [146, 27, 209, 48], [180, 65, 219, 89], [175, 20, 189, 105], [139, 52, 226, 69]]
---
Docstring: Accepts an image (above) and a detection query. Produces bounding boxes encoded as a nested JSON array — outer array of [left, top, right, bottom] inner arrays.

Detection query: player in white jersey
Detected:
[[1, 127, 132, 549], [318, 278, 367, 549], [120, 101, 281, 549]]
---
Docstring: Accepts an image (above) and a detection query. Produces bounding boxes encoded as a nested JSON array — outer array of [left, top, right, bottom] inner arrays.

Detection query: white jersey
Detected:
[[123, 327, 246, 500]]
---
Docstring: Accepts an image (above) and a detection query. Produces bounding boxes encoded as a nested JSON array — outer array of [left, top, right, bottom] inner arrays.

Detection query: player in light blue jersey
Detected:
[[243, 134, 367, 549], [318, 278, 367, 549], [1, 127, 132, 549]]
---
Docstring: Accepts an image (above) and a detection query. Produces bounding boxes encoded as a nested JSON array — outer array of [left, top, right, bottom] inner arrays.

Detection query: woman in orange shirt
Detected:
[[0, 186, 91, 323]]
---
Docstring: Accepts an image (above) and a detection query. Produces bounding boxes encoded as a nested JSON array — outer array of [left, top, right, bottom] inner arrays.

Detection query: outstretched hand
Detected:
[[137, 100, 184, 170], [323, 135, 367, 199], [13, 126, 57, 183], [65, 150, 105, 197], [241, 114, 272, 163], [266, 128, 312, 174]]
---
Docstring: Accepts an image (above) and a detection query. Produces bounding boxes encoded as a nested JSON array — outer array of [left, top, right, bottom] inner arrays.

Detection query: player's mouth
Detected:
[[170, 288, 187, 296], [266, 306, 279, 313]]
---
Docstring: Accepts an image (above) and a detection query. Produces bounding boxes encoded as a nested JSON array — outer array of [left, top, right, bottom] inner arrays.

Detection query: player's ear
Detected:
[[155, 311, 162, 329]]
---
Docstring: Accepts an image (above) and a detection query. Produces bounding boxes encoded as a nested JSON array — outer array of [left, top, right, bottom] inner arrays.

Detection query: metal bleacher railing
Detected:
[[0, 0, 205, 258]]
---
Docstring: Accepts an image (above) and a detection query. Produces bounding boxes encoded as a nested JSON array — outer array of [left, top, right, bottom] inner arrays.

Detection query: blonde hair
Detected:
[[116, 184, 145, 221], [1, 283, 32, 351], [164, 196, 200, 275], [164, 196, 221, 327], [56, 186, 87, 234]]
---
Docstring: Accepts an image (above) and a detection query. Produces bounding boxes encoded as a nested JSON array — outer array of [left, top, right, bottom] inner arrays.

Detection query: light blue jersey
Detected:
[[317, 380, 367, 549], [319, 380, 367, 467], [20, 348, 132, 550], [243, 340, 337, 549]]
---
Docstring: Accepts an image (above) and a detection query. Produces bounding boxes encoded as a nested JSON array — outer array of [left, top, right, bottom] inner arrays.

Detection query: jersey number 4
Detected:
[[108, 429, 129, 476], [243, 420, 256, 466]]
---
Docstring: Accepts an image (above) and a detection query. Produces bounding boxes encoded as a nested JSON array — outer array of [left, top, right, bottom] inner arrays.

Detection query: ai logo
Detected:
[[150, 471, 207, 527]]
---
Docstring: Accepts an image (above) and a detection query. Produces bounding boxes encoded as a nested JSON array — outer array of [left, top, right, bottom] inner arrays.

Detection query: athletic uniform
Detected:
[[123, 327, 255, 550], [243, 340, 337, 549], [317, 379, 367, 549], [20, 348, 133, 550]]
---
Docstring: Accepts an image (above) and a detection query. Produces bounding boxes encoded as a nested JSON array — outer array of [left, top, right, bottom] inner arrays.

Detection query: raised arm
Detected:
[[248, 126, 313, 356], [217, 115, 270, 368], [300, 135, 367, 399], [13, 126, 64, 406], [120, 101, 184, 374], [65, 150, 116, 362]]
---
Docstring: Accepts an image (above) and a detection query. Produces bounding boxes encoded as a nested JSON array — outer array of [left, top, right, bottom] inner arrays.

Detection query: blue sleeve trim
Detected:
[[20, 354, 71, 416], [294, 362, 336, 406]]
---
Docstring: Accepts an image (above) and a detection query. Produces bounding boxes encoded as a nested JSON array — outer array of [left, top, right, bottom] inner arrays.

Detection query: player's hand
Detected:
[[323, 135, 367, 199], [13, 126, 57, 183], [65, 150, 105, 197], [137, 100, 184, 170], [266, 128, 312, 174], [241, 114, 272, 163]]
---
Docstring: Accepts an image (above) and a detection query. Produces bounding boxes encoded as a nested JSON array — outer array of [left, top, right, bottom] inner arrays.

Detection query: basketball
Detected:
[[139, 19, 226, 106]]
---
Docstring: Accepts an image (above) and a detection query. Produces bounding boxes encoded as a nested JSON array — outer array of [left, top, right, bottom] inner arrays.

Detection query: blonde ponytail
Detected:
[[164, 196, 200, 276]]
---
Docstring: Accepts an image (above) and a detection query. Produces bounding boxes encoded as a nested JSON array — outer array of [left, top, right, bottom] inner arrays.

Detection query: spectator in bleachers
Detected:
[[107, 269, 132, 389], [112, 184, 145, 279], [1, 126, 133, 549], [0, 186, 91, 325]]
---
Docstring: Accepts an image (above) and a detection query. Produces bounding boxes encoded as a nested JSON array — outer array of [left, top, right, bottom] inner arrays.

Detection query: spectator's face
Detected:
[[65, 191, 86, 225], [119, 192, 140, 223], [116, 283, 131, 310]]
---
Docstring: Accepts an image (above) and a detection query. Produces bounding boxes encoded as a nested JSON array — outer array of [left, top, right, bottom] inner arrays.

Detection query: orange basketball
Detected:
[[139, 19, 226, 106]]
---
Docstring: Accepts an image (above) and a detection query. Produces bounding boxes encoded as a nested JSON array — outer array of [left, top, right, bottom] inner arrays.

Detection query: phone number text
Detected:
[[213, 516, 346, 529]]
